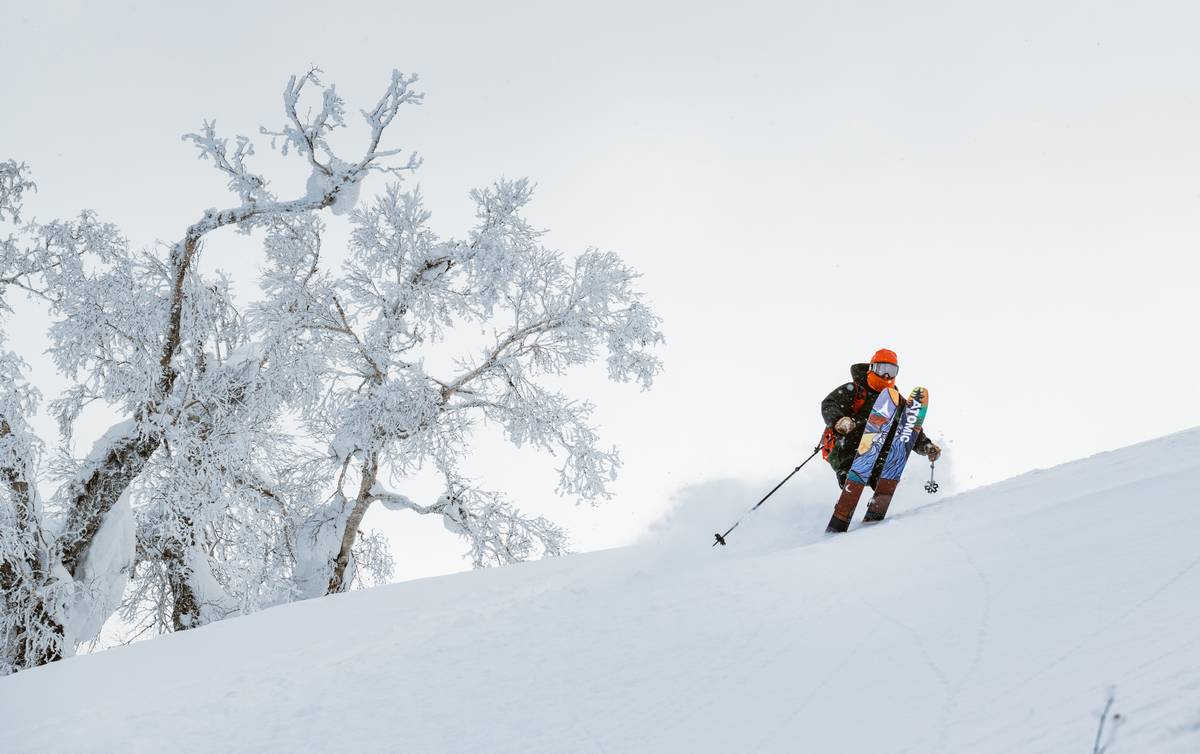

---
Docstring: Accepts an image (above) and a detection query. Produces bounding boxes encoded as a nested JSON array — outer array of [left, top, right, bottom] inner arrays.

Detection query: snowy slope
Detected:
[[3, 430, 1200, 754]]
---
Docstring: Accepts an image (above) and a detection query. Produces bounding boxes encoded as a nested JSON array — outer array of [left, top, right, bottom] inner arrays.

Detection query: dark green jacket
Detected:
[[821, 363, 931, 479]]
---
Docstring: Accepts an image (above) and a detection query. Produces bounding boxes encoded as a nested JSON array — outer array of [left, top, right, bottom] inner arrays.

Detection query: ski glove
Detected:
[[923, 442, 942, 462], [834, 417, 856, 435]]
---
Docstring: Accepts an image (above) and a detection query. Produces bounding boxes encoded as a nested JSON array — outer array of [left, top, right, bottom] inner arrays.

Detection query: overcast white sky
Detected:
[[4, 0, 1199, 580]]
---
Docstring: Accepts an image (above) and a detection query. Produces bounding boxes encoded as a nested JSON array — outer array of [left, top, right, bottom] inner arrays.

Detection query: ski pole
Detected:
[[924, 462, 939, 494], [713, 444, 822, 547]]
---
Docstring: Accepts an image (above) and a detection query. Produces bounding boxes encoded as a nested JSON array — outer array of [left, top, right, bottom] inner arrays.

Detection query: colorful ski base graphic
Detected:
[[879, 386, 929, 482], [826, 387, 900, 533], [864, 386, 930, 523], [848, 386, 900, 484]]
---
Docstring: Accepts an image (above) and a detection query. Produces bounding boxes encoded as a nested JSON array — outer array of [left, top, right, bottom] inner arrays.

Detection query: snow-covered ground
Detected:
[[3, 429, 1199, 753]]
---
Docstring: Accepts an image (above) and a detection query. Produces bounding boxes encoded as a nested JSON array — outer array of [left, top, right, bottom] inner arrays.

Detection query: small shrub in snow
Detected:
[[1092, 687, 1123, 754]]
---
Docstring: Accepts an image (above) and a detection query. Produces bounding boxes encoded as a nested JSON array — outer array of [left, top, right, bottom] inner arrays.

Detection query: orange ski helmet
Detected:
[[871, 348, 898, 366], [867, 348, 899, 390]]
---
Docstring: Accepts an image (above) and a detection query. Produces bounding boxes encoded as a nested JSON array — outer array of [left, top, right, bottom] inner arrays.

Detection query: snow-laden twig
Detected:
[[0, 160, 36, 223], [182, 122, 268, 206]]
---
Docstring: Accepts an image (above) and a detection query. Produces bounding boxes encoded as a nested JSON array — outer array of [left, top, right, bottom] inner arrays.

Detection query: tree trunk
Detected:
[[326, 454, 378, 594], [58, 431, 161, 579], [0, 560, 65, 669], [161, 527, 203, 632], [0, 418, 65, 670], [59, 234, 196, 579]]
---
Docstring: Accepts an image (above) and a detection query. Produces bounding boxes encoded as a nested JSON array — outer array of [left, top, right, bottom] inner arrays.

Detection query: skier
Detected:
[[820, 348, 941, 491]]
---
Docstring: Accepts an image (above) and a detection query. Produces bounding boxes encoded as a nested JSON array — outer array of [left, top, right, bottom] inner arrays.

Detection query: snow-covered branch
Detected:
[[260, 68, 343, 174], [440, 485, 569, 568], [0, 159, 35, 223], [355, 70, 425, 177], [368, 480, 568, 569], [182, 122, 269, 206]]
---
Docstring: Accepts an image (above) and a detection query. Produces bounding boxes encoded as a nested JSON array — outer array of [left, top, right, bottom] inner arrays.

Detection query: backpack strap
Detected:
[[850, 383, 867, 415]]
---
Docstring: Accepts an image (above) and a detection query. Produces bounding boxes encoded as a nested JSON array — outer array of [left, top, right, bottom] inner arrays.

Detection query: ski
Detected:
[[863, 386, 930, 523], [826, 386, 900, 533]]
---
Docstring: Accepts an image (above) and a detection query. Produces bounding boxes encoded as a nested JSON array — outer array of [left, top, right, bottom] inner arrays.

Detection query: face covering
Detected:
[[867, 370, 895, 391]]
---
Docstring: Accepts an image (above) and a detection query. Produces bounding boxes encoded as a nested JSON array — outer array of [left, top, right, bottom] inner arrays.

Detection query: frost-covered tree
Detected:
[[0, 159, 70, 670], [0, 70, 424, 672], [0, 402, 62, 671], [269, 179, 664, 593], [0, 68, 661, 674]]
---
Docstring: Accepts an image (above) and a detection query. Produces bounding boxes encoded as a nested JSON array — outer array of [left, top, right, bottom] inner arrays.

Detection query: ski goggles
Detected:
[[869, 361, 899, 379]]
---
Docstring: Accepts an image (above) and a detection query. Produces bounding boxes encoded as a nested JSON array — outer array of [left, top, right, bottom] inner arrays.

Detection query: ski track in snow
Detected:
[[857, 585, 957, 754], [1035, 547, 1200, 685], [3, 428, 1200, 753], [971, 475, 1200, 719], [935, 511, 994, 752]]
